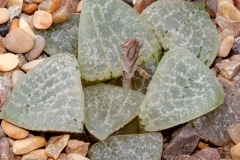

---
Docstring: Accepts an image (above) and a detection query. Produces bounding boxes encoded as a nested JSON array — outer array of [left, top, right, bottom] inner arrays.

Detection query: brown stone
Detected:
[[76, 0, 83, 13], [0, 38, 6, 54], [67, 154, 90, 160], [234, 0, 240, 10], [25, 35, 45, 61], [230, 143, 240, 160], [7, 0, 23, 8], [0, 137, 10, 160], [215, 16, 240, 37], [22, 149, 48, 160], [197, 141, 209, 150], [5, 28, 34, 54], [13, 156, 22, 160], [60, 0, 80, 13], [9, 18, 20, 32], [52, 6, 70, 24], [38, 0, 61, 14], [33, 10, 53, 30], [0, 0, 8, 7], [217, 2, 240, 20], [133, 0, 157, 14], [58, 153, 67, 160], [0, 8, 10, 25], [65, 140, 90, 156], [22, 3, 38, 15], [217, 142, 234, 159]]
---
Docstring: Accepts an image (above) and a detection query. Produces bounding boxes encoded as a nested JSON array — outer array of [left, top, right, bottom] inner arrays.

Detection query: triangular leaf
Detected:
[[35, 14, 80, 57], [139, 48, 224, 131], [88, 133, 163, 160], [141, 0, 219, 66], [84, 84, 144, 141], [78, 0, 162, 82], [1, 53, 84, 133]]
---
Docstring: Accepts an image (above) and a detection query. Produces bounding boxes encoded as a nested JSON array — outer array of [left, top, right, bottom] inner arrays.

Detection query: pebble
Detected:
[[192, 147, 221, 160], [173, 155, 197, 160], [0, 137, 10, 160], [8, 5, 21, 21], [0, 77, 12, 109], [33, 10, 53, 29], [197, 141, 209, 150], [0, 20, 10, 37], [13, 156, 22, 160], [230, 143, 240, 160], [217, 2, 240, 20], [133, 0, 157, 14], [12, 136, 46, 155], [12, 70, 25, 87], [215, 16, 240, 37], [1, 120, 29, 139], [217, 35, 234, 58], [8, 138, 15, 147], [76, 0, 83, 13], [65, 140, 90, 156], [163, 126, 200, 159], [22, 149, 48, 160], [9, 18, 19, 32], [25, 35, 45, 61], [60, 0, 79, 13], [17, 54, 27, 68], [218, 142, 234, 159], [0, 8, 10, 25], [205, 0, 218, 17], [22, 3, 38, 15], [38, 0, 61, 14], [227, 123, 240, 144], [45, 134, 70, 159], [232, 36, 240, 54], [219, 29, 235, 42], [21, 59, 45, 72], [234, 0, 240, 10], [0, 0, 8, 7], [217, 0, 234, 5], [19, 14, 35, 36], [0, 127, 6, 140], [0, 38, 6, 54], [67, 154, 90, 160], [7, 0, 23, 8], [58, 153, 67, 160], [5, 28, 34, 54], [52, 6, 70, 24], [0, 53, 19, 72], [32, 0, 44, 4]]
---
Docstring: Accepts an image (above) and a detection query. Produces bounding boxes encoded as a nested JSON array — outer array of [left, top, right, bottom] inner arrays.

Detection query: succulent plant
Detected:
[[1, 53, 85, 133], [84, 84, 144, 141], [139, 48, 224, 132], [88, 132, 163, 160], [141, 0, 219, 66], [35, 14, 80, 57], [78, 0, 162, 83]]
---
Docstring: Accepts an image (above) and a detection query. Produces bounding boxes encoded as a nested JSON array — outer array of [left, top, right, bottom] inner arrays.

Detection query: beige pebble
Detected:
[[57, 153, 67, 160], [217, 0, 234, 5], [217, 2, 240, 20], [0, 38, 6, 54], [12, 136, 46, 155], [1, 120, 29, 139], [38, 0, 61, 14], [22, 149, 48, 160], [0, 0, 8, 7], [5, 28, 34, 54], [7, 0, 23, 8], [32, 0, 44, 4], [8, 138, 15, 147], [65, 140, 90, 156], [33, 10, 52, 29], [12, 70, 25, 87], [45, 134, 70, 159], [0, 8, 10, 24], [52, 6, 70, 24], [219, 28, 235, 42], [215, 16, 240, 37], [76, 0, 83, 13], [67, 154, 90, 160], [217, 35, 234, 58], [25, 35, 45, 61], [19, 14, 35, 36], [60, 0, 79, 13], [230, 143, 240, 160], [22, 3, 38, 15], [21, 59, 45, 72], [9, 19, 20, 32], [227, 123, 240, 144], [0, 53, 19, 72]]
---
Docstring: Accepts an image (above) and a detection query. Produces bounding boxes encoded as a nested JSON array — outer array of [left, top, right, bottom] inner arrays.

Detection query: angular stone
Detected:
[[227, 123, 240, 144], [230, 143, 240, 160], [57, 153, 67, 160], [192, 147, 220, 160], [193, 77, 240, 146], [217, 35, 234, 58], [0, 137, 10, 160], [205, 0, 218, 17], [22, 149, 48, 160], [25, 35, 45, 61], [21, 59, 45, 72], [215, 16, 240, 37], [12, 70, 25, 87], [12, 136, 46, 155], [173, 155, 197, 160], [38, 0, 61, 14], [217, 142, 234, 159], [67, 154, 90, 160], [1, 120, 29, 139], [232, 36, 240, 54], [5, 28, 34, 54], [163, 126, 200, 160], [133, 0, 157, 14], [65, 140, 89, 156], [8, 5, 21, 21], [217, 2, 240, 20], [7, 0, 23, 8], [215, 55, 240, 80], [45, 134, 70, 159], [0, 77, 12, 109], [197, 142, 209, 150]]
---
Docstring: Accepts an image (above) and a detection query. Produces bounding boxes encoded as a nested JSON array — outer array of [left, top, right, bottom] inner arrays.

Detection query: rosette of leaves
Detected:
[[1, 53, 85, 133], [35, 14, 80, 57], [78, 0, 162, 83], [84, 84, 144, 141], [139, 48, 224, 132], [141, 0, 219, 66], [88, 132, 163, 160]]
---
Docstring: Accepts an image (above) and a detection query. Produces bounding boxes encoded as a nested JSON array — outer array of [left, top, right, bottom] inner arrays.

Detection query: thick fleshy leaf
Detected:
[[84, 84, 144, 141], [88, 133, 163, 160], [35, 14, 80, 57], [78, 0, 162, 82], [1, 54, 84, 133], [139, 48, 224, 132], [141, 0, 219, 66]]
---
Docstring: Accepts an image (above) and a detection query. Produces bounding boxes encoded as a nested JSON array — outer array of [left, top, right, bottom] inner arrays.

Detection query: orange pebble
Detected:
[[9, 19, 20, 32], [22, 3, 38, 15]]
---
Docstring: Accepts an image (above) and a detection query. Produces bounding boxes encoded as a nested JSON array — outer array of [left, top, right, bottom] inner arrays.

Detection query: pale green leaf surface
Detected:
[[139, 48, 224, 131], [1, 54, 84, 133]]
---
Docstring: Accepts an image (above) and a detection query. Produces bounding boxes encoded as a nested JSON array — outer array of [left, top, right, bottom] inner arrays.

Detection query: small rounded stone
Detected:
[[0, 77, 12, 109], [0, 53, 19, 72], [25, 35, 45, 61], [0, 0, 8, 7], [22, 149, 48, 160], [33, 10, 52, 29], [22, 3, 38, 15], [0, 8, 10, 25], [9, 18, 19, 32], [5, 28, 34, 54], [12, 70, 25, 87], [38, 0, 61, 14], [217, 35, 234, 58], [21, 59, 45, 72], [230, 143, 240, 160], [1, 120, 29, 140], [217, 2, 240, 20], [52, 6, 69, 24], [0, 38, 6, 54], [76, 0, 83, 13]]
